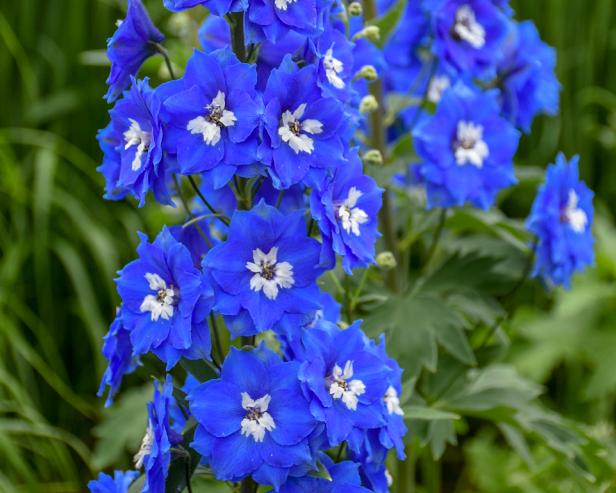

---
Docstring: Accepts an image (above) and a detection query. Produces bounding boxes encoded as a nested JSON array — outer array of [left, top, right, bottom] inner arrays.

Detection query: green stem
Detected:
[[363, 0, 401, 294], [240, 477, 256, 493], [210, 314, 225, 368], [150, 41, 176, 79], [187, 175, 230, 226]]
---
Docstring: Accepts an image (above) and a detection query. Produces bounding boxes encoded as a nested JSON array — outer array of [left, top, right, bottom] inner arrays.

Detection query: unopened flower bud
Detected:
[[362, 149, 383, 167], [337, 321, 350, 330], [359, 95, 378, 113], [376, 251, 397, 270], [354, 64, 378, 82], [348, 2, 363, 16], [353, 25, 380, 42]]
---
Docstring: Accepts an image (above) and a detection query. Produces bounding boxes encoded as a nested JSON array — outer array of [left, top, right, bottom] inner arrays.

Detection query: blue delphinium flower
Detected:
[[244, 0, 329, 43], [134, 376, 183, 493], [161, 48, 262, 188], [527, 154, 594, 288], [101, 78, 173, 206], [310, 150, 383, 273], [308, 28, 355, 99], [497, 20, 560, 132], [105, 0, 164, 103], [97, 309, 140, 406], [164, 0, 244, 16], [88, 470, 139, 493], [261, 57, 347, 188], [294, 321, 389, 446], [279, 453, 372, 493], [413, 82, 520, 209], [430, 0, 511, 77], [204, 200, 322, 336], [188, 345, 317, 489], [116, 227, 213, 369]]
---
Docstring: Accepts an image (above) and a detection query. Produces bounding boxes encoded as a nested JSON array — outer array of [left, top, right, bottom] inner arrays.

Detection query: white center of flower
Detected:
[[337, 187, 369, 236], [323, 48, 345, 89], [246, 247, 295, 301], [278, 103, 323, 155], [427, 75, 451, 104], [187, 90, 236, 146], [562, 189, 588, 233], [240, 392, 276, 442], [453, 5, 486, 49], [328, 360, 366, 411], [454, 121, 489, 168], [274, 0, 298, 11], [134, 425, 153, 469], [123, 118, 151, 171], [140, 273, 179, 321], [384, 386, 404, 416]]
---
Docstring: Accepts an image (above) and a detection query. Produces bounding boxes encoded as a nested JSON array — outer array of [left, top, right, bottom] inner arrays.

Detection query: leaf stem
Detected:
[[150, 41, 176, 79], [422, 208, 447, 274], [187, 175, 230, 226]]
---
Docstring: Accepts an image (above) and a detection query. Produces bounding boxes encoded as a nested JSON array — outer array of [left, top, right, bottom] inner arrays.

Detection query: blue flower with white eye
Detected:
[[279, 453, 372, 493], [163, 0, 244, 15], [98, 309, 140, 407], [527, 154, 594, 288], [309, 28, 355, 99], [188, 345, 318, 489], [295, 321, 389, 446], [497, 20, 560, 133], [413, 82, 520, 209], [204, 200, 322, 336], [104, 0, 164, 102], [115, 227, 213, 369], [134, 376, 183, 493], [429, 0, 511, 77], [260, 58, 347, 189], [310, 150, 382, 273], [161, 48, 262, 189], [88, 470, 139, 493], [100, 78, 173, 207], [244, 0, 329, 43]]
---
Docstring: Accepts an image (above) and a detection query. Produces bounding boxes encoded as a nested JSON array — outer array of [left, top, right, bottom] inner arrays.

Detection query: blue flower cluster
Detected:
[[93, 0, 406, 491], [90, 0, 595, 490]]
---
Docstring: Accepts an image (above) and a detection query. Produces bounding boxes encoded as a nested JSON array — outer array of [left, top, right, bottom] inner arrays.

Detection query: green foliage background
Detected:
[[0, 1, 615, 492]]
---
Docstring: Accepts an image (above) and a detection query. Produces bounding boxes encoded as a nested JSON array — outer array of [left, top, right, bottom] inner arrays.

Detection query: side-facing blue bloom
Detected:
[[189, 345, 318, 489], [135, 376, 183, 493], [497, 20, 560, 132], [295, 322, 390, 446], [261, 57, 347, 188], [413, 82, 520, 209], [105, 0, 164, 102], [527, 154, 594, 288], [101, 78, 173, 206], [310, 150, 383, 273], [204, 201, 322, 336], [98, 309, 140, 406], [164, 0, 244, 16], [430, 0, 511, 77], [116, 227, 213, 369], [88, 470, 139, 493], [161, 48, 262, 188], [279, 453, 372, 493], [308, 28, 355, 99]]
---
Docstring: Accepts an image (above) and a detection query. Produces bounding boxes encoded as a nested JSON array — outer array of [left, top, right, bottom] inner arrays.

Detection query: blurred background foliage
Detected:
[[1, 0, 616, 492]]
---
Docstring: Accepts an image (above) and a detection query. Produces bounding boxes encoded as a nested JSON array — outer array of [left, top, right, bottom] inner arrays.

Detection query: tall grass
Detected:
[[0, 0, 615, 490]]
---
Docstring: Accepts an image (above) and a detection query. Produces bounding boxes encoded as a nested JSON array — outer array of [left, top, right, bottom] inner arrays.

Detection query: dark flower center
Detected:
[[289, 120, 302, 136], [207, 105, 224, 127], [259, 262, 275, 280]]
